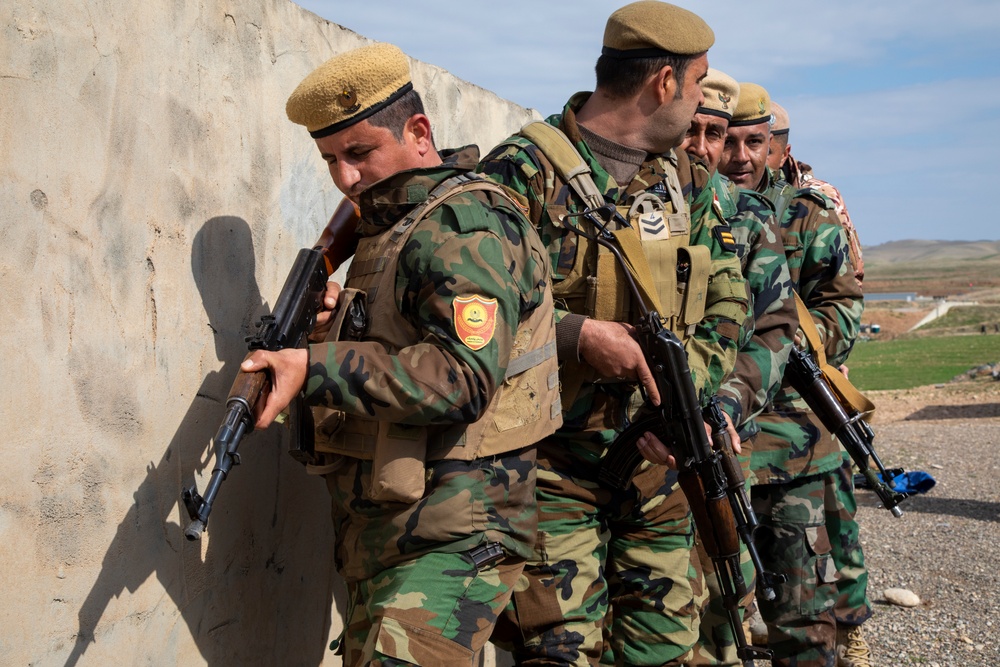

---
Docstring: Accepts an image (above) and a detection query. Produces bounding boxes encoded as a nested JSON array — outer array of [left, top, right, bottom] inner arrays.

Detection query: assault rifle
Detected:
[[182, 199, 359, 541], [561, 204, 770, 665], [785, 347, 907, 517]]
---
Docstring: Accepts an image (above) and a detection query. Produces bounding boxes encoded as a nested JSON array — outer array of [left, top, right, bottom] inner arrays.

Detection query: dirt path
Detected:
[[859, 379, 1000, 665]]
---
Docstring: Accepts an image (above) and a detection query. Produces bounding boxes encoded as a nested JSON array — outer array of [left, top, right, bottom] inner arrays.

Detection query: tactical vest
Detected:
[[309, 173, 562, 500], [516, 121, 712, 338]]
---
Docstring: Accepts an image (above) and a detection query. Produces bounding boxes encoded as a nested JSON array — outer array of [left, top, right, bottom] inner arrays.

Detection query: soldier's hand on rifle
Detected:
[[637, 418, 741, 469], [308, 280, 343, 342], [241, 348, 309, 429], [579, 319, 660, 406], [636, 431, 676, 468], [719, 411, 742, 454]]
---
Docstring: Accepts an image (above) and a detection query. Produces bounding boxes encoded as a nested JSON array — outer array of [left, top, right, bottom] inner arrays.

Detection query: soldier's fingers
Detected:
[[324, 280, 342, 309], [638, 432, 676, 468], [255, 393, 282, 430], [241, 350, 271, 372]]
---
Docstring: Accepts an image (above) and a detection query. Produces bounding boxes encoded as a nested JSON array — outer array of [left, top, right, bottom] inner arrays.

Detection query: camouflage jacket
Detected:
[[476, 94, 748, 457], [751, 169, 864, 483], [711, 172, 797, 442], [795, 161, 864, 288], [303, 146, 551, 427]]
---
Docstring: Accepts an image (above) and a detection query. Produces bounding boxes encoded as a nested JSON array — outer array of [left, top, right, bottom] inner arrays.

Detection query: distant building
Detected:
[[866, 292, 917, 302]]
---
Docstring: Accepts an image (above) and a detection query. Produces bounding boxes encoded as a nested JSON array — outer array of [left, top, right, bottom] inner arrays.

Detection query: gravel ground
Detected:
[[857, 379, 1000, 665]]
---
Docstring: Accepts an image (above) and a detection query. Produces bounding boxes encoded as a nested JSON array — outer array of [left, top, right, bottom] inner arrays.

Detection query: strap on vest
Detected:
[[519, 121, 606, 211], [388, 173, 515, 243], [792, 291, 875, 418], [505, 340, 556, 380], [519, 121, 672, 320], [611, 227, 667, 317]]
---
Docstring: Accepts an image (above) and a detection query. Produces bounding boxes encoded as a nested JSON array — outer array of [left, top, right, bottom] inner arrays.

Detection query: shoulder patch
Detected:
[[713, 224, 738, 253], [454, 295, 498, 351]]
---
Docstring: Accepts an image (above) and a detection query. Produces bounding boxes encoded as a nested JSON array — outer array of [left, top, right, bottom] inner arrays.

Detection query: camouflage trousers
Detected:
[[825, 453, 872, 627], [492, 440, 705, 666], [324, 447, 537, 666], [750, 472, 839, 667]]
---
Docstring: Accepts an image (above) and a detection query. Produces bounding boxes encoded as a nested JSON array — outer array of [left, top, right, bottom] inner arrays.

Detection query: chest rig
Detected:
[[518, 121, 712, 338], [310, 173, 561, 501]]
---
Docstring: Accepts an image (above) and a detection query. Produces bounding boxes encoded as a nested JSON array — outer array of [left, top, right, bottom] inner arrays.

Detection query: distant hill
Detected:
[[863, 240, 1000, 298], [865, 240, 1000, 265]]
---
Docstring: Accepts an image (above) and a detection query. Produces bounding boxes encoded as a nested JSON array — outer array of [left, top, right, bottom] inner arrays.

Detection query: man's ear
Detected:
[[655, 65, 677, 105], [404, 114, 434, 156]]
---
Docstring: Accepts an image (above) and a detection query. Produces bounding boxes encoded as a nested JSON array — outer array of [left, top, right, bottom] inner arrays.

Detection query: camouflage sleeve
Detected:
[[303, 194, 547, 425], [792, 199, 863, 367], [684, 162, 751, 398], [810, 181, 864, 287], [716, 204, 796, 429], [476, 141, 584, 360]]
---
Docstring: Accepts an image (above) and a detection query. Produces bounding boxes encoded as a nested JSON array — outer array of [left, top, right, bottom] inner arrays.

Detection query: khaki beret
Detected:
[[770, 101, 790, 136], [286, 43, 413, 138], [603, 1, 714, 59], [730, 82, 771, 127], [697, 68, 739, 120]]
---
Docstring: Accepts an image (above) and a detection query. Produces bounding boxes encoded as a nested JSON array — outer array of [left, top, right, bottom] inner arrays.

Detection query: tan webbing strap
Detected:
[[519, 121, 672, 322], [389, 173, 514, 243], [519, 121, 605, 211], [793, 292, 876, 417], [505, 340, 557, 379], [611, 227, 667, 317]]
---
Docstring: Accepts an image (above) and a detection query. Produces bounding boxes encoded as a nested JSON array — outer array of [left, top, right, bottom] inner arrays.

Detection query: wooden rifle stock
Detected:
[[316, 197, 360, 274]]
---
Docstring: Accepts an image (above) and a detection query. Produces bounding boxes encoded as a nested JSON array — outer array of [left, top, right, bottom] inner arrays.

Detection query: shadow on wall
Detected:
[[63, 217, 340, 666]]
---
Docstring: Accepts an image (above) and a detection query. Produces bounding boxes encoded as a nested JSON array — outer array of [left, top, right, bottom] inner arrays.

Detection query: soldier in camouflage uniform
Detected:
[[768, 101, 873, 666], [719, 83, 864, 667], [680, 69, 798, 667], [769, 102, 865, 287], [476, 3, 750, 665], [242, 43, 562, 666]]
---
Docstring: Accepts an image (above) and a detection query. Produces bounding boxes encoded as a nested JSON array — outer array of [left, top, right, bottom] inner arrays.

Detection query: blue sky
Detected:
[[294, 1, 1000, 246]]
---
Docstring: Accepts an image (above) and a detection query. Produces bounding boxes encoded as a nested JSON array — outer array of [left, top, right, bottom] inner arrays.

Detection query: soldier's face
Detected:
[[316, 118, 430, 202], [657, 53, 709, 151], [719, 122, 770, 189], [767, 133, 790, 170], [681, 112, 729, 174]]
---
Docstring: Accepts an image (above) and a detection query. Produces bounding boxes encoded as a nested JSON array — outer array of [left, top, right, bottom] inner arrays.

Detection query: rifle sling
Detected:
[[792, 291, 875, 418]]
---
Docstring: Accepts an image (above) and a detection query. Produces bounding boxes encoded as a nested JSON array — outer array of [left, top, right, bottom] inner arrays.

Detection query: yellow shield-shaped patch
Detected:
[[454, 295, 498, 351]]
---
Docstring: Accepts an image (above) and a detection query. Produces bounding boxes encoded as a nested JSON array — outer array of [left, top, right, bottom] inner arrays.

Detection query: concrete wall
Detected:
[[0, 1, 536, 664]]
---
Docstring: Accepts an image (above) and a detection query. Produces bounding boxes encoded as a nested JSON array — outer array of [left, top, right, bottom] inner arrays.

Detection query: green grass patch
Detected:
[[916, 305, 1000, 330], [848, 335, 1000, 390]]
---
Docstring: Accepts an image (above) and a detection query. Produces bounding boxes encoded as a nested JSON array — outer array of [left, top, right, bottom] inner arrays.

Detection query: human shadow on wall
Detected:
[[64, 216, 340, 667]]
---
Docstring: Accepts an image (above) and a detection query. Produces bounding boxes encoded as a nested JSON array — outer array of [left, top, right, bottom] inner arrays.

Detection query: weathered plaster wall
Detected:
[[0, 1, 536, 664]]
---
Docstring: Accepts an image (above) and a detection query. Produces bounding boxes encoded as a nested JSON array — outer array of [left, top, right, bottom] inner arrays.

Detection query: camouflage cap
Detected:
[[602, 1, 714, 59], [770, 101, 790, 137], [697, 68, 739, 120], [729, 82, 771, 127], [286, 43, 413, 138]]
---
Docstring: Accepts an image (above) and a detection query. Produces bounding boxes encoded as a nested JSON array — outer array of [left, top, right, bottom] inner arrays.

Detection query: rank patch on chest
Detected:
[[454, 295, 498, 351]]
